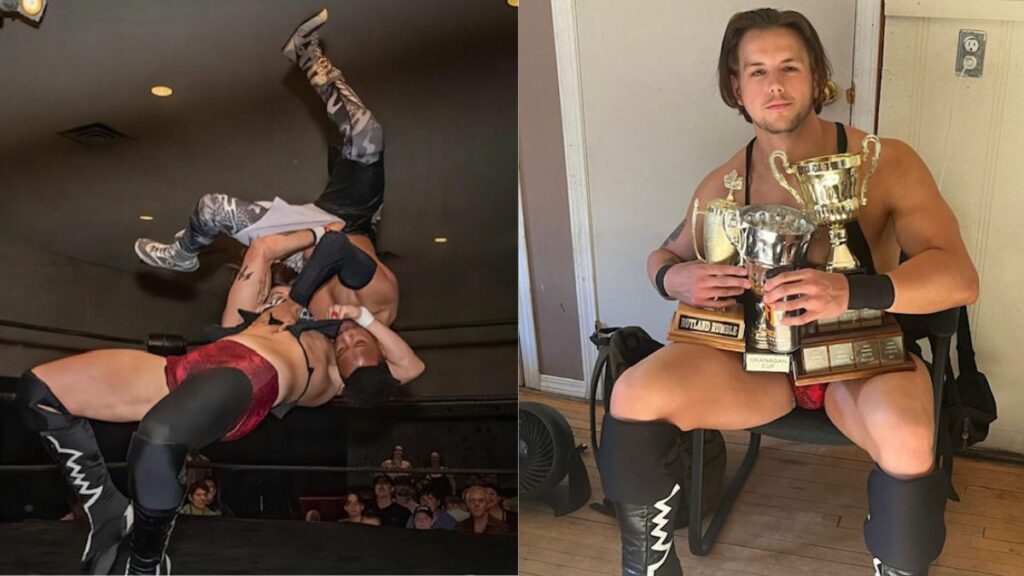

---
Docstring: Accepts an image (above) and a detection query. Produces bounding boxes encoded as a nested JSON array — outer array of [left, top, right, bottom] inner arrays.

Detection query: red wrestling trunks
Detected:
[[793, 382, 828, 410], [164, 340, 279, 441]]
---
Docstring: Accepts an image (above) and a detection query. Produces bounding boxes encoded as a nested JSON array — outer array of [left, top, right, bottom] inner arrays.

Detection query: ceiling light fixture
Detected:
[[19, 0, 41, 15], [138, 215, 155, 221], [433, 237, 448, 244], [0, 0, 46, 22], [150, 86, 173, 97]]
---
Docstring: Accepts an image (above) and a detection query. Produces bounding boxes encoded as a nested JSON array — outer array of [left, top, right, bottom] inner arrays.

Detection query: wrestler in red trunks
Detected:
[[164, 340, 280, 441]]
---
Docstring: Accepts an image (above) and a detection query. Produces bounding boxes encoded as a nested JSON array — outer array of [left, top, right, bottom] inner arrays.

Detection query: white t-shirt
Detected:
[[230, 197, 343, 246]]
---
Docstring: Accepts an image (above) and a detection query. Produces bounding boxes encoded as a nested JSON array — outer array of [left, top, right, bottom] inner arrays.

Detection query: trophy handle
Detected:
[[724, 204, 741, 250], [691, 197, 705, 262], [769, 151, 803, 206], [859, 135, 882, 206], [723, 205, 744, 258]]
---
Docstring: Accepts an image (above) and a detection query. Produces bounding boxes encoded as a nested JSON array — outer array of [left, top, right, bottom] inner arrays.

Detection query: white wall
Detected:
[[879, 0, 1024, 454], [574, 0, 854, 339]]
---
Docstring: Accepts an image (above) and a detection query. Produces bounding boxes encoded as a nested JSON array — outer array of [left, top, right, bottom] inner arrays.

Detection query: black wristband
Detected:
[[847, 274, 895, 310], [654, 264, 675, 300]]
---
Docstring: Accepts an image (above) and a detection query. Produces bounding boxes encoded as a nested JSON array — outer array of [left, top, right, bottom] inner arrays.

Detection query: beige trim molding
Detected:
[[887, 0, 1024, 22], [551, 0, 599, 386], [852, 0, 883, 131], [540, 374, 587, 399], [518, 182, 541, 391]]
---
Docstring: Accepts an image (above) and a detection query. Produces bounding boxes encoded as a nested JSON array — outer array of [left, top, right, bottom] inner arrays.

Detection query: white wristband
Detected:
[[355, 306, 376, 328], [311, 226, 327, 245]]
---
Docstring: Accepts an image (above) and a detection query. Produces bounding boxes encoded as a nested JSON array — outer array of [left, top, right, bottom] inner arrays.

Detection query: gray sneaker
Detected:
[[281, 9, 329, 64], [134, 230, 199, 272]]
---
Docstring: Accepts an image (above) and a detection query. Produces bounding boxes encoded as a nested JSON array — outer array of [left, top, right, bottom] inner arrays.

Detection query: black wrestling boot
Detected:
[[615, 492, 685, 576], [598, 415, 688, 576], [126, 505, 177, 575], [15, 371, 132, 574], [873, 558, 924, 576], [864, 466, 948, 576], [43, 419, 133, 575]]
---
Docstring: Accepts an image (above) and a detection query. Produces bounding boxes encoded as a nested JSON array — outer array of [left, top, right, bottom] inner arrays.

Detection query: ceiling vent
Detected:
[[58, 122, 132, 147]]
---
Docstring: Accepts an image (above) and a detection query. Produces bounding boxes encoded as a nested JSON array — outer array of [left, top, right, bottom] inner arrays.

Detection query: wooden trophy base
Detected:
[[667, 302, 745, 353], [793, 310, 916, 386]]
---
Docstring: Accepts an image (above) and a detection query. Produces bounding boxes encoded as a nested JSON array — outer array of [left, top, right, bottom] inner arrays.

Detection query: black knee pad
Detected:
[[127, 431, 190, 513], [289, 232, 378, 306], [335, 236, 377, 290], [598, 414, 687, 505], [16, 370, 74, 432], [864, 466, 947, 572]]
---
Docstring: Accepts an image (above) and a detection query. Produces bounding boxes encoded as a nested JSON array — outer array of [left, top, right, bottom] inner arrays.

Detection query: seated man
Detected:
[[370, 474, 411, 528], [456, 485, 509, 535], [16, 230, 423, 574], [597, 8, 978, 576], [135, 8, 384, 274]]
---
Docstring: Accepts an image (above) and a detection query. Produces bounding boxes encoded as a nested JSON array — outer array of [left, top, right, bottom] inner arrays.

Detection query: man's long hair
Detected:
[[717, 8, 833, 122]]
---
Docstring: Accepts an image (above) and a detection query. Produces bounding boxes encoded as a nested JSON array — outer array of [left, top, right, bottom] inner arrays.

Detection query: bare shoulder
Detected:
[[844, 125, 920, 173], [693, 148, 746, 203], [658, 148, 747, 258]]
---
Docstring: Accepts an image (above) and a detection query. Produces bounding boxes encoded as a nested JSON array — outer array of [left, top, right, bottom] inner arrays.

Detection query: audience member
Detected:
[[372, 475, 411, 528], [411, 506, 434, 530], [446, 496, 470, 523], [485, 484, 518, 531], [340, 492, 381, 526], [424, 449, 456, 499], [305, 509, 322, 522], [201, 477, 233, 517], [394, 476, 419, 514], [380, 444, 412, 477], [456, 485, 509, 534], [179, 483, 221, 516], [406, 486, 456, 530]]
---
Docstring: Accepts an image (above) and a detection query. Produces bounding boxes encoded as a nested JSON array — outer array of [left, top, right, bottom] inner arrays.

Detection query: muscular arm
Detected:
[[221, 250, 274, 327], [647, 169, 749, 305], [881, 140, 979, 313], [219, 230, 317, 326], [365, 320, 425, 384]]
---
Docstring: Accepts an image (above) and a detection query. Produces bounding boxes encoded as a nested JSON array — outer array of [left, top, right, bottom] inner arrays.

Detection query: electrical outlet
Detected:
[[956, 29, 986, 78]]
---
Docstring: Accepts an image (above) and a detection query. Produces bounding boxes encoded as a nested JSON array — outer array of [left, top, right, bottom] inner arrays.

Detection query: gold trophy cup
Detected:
[[767, 134, 913, 384], [667, 171, 745, 351], [769, 134, 881, 273]]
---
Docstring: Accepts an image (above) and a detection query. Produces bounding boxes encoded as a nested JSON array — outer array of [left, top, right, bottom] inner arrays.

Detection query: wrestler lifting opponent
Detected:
[[16, 224, 424, 574], [597, 8, 978, 576]]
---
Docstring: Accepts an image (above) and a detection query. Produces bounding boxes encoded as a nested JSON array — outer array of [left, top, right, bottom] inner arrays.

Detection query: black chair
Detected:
[[686, 307, 960, 556]]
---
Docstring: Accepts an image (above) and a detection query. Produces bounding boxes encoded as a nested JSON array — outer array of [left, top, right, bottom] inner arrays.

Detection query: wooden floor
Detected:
[[520, 388, 1024, 576]]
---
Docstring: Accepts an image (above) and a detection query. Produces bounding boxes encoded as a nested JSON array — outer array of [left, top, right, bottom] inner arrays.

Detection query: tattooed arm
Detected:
[[645, 164, 750, 304], [219, 229, 327, 326], [221, 252, 273, 327]]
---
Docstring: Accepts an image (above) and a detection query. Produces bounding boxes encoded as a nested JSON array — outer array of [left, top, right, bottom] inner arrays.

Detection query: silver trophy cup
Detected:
[[730, 204, 816, 357]]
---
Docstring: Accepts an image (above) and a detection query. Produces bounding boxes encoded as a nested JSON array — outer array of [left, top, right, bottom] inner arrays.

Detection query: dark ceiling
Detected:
[[0, 0, 518, 335]]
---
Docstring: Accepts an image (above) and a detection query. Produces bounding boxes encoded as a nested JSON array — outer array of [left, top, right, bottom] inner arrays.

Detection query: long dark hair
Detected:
[[717, 8, 832, 122]]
